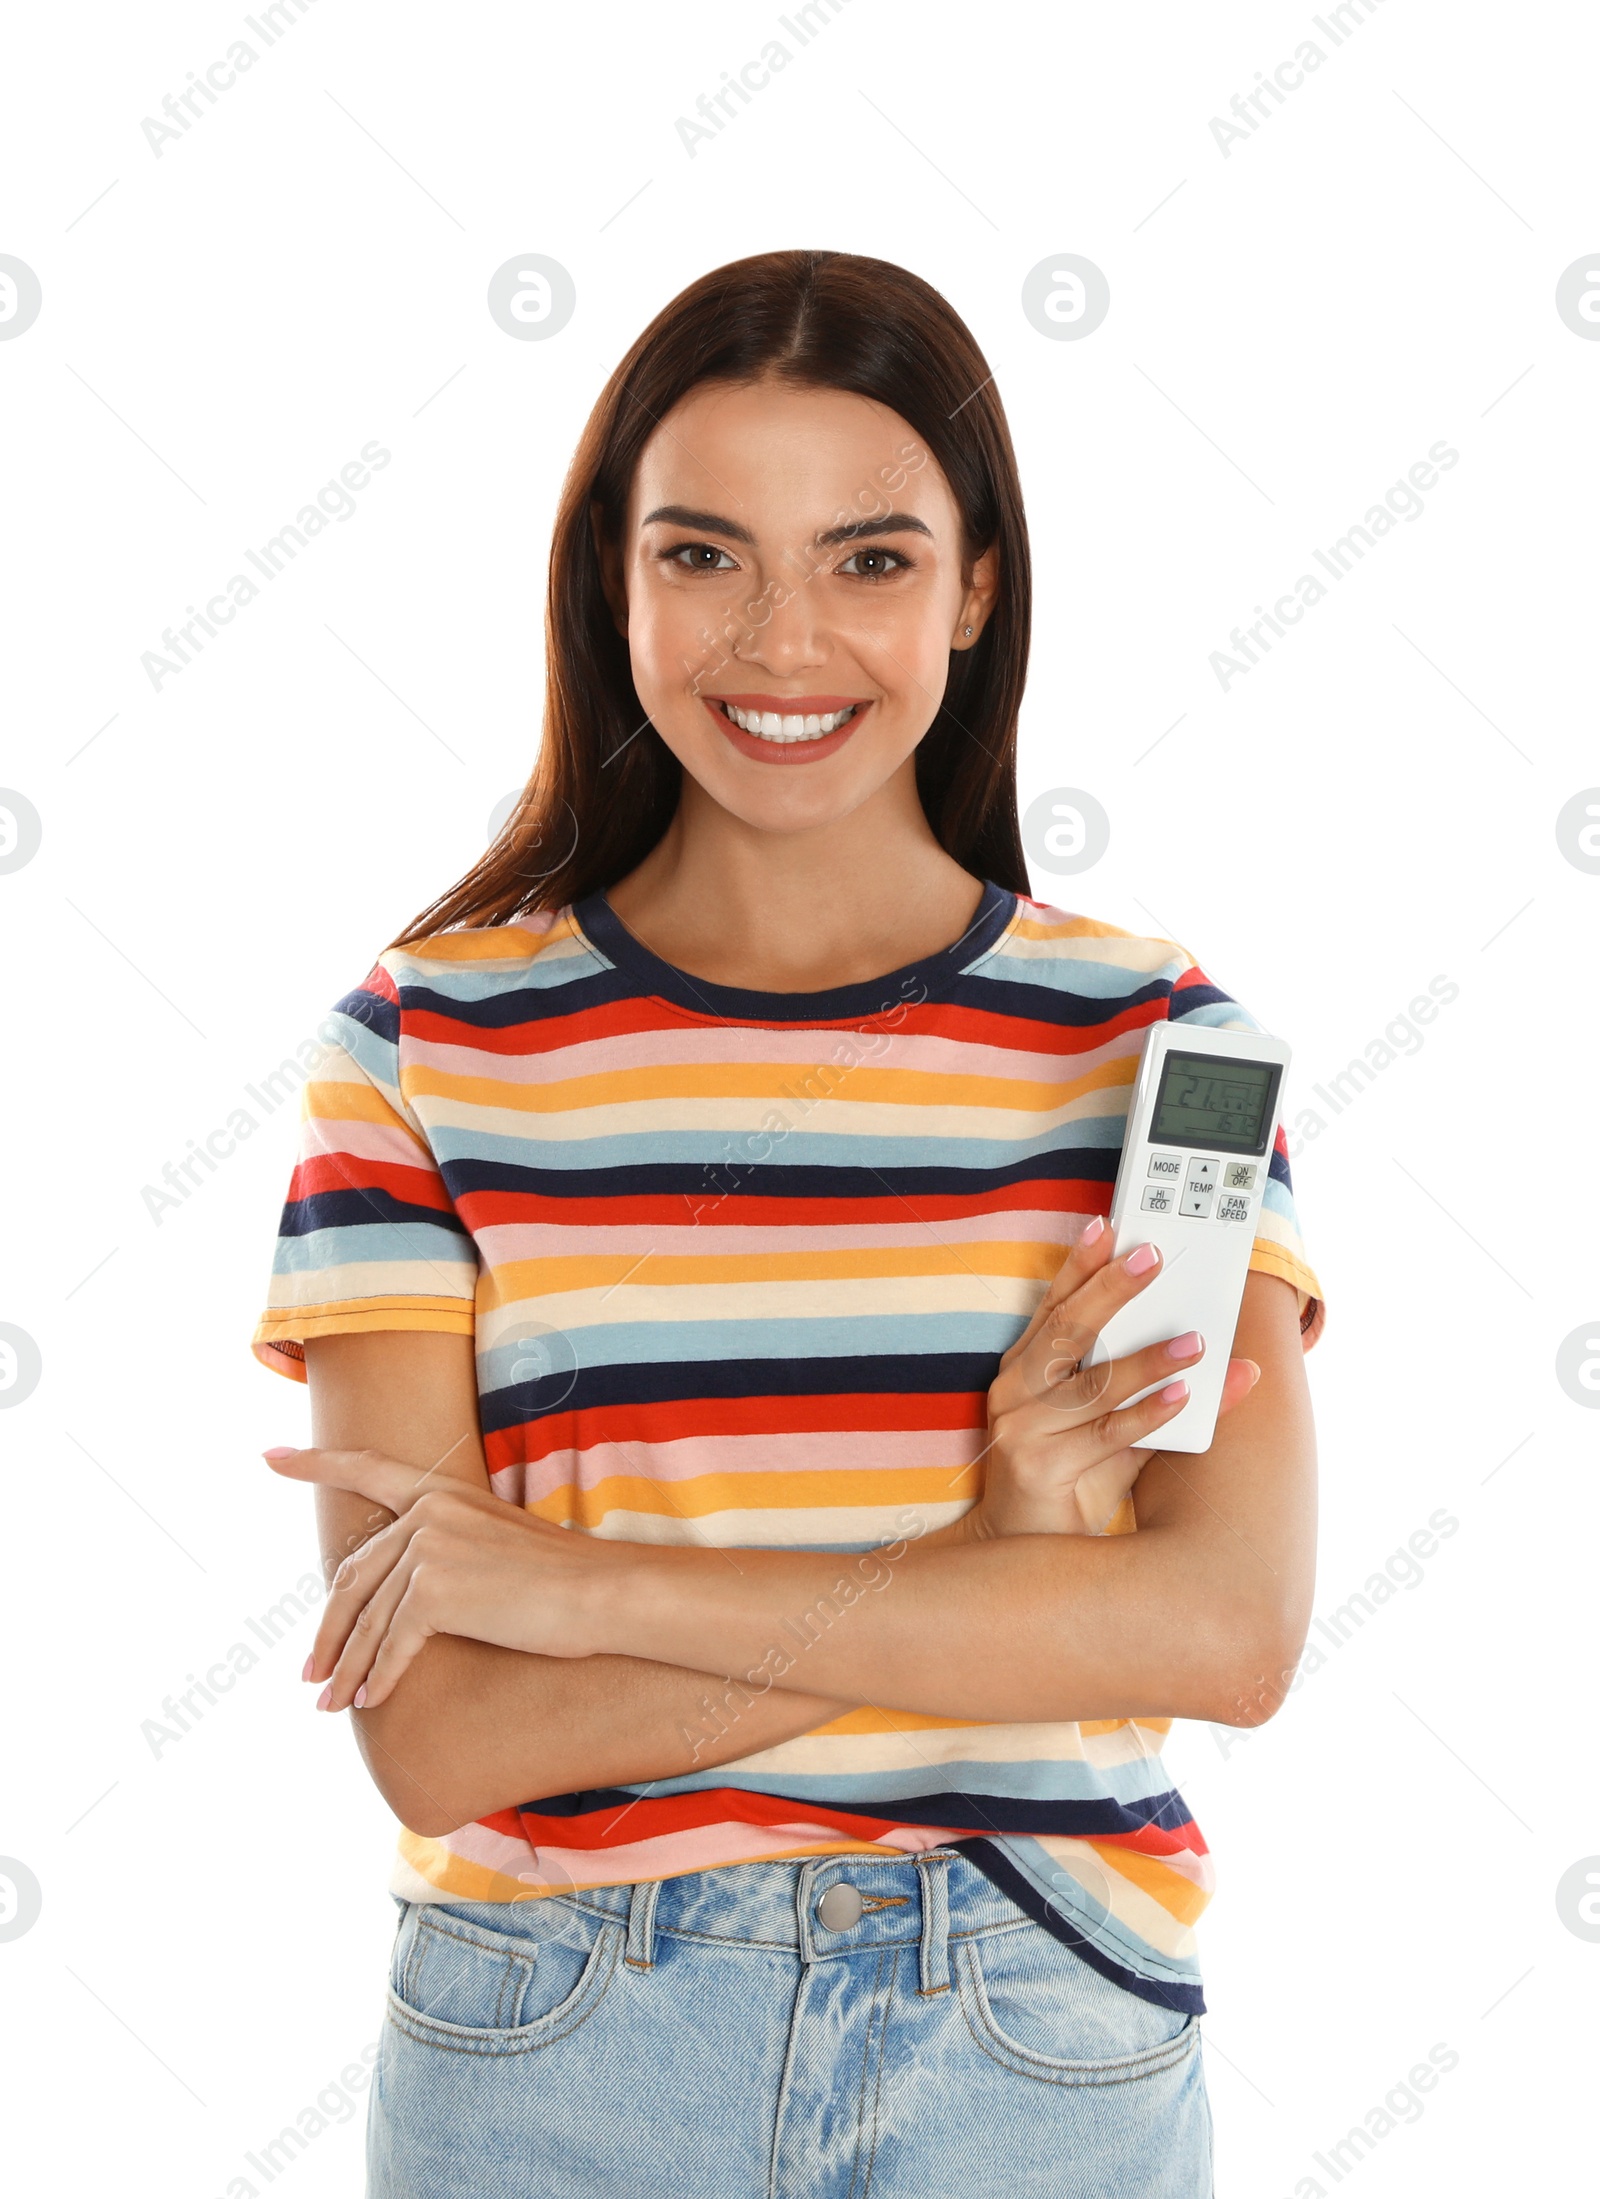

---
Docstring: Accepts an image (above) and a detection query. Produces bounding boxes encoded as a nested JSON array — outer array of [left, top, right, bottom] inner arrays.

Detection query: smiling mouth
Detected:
[[712, 699, 864, 745]]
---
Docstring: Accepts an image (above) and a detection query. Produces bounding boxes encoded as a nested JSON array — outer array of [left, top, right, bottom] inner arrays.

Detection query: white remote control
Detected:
[[1082, 1022, 1291, 1453]]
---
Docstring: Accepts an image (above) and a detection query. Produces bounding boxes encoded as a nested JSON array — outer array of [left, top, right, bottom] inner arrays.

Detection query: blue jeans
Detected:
[[368, 1848, 1213, 2196]]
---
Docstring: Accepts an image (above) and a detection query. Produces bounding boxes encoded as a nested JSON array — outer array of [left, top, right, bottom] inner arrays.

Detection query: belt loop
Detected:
[[916, 1851, 953, 1996], [625, 1878, 662, 1970]]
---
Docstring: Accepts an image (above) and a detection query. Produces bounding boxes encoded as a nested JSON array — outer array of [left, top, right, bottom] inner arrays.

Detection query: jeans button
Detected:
[[816, 1882, 863, 1932]]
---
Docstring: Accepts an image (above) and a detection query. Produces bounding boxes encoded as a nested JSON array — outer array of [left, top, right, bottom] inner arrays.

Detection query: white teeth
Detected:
[[721, 702, 859, 742]]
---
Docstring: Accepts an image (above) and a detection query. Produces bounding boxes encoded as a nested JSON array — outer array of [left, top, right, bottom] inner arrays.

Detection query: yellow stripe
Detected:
[[254, 1293, 474, 1345], [1248, 1241, 1324, 1305], [804, 1704, 997, 1736], [1080, 1716, 1171, 1739], [395, 1829, 540, 1901], [300, 1076, 430, 1153], [389, 912, 581, 967], [527, 1465, 980, 1525], [400, 1052, 1138, 1119], [1010, 905, 1186, 949], [482, 1240, 1062, 1306], [1085, 1840, 1212, 1927], [798, 1706, 1169, 1741]]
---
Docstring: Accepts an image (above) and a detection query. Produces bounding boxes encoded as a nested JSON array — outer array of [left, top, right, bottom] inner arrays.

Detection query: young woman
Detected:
[[253, 249, 1324, 2197]]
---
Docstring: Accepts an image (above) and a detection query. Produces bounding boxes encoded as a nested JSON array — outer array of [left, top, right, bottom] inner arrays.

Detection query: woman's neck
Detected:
[[603, 766, 988, 994]]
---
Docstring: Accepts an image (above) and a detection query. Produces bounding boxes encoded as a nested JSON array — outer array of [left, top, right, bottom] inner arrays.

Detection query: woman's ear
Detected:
[[591, 501, 628, 637], [952, 542, 1000, 649]]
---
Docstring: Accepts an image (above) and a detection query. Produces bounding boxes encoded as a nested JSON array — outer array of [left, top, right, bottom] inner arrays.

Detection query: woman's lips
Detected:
[[701, 694, 871, 765]]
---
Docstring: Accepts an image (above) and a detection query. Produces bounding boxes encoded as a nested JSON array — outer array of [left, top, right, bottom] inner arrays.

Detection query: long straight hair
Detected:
[[392, 249, 1032, 946]]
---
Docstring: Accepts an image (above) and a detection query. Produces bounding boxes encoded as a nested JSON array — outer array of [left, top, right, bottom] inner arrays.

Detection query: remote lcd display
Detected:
[[1149, 1051, 1280, 1156]]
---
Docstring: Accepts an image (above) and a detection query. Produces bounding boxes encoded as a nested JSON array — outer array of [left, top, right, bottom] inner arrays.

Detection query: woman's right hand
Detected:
[[955, 1213, 1261, 1543]]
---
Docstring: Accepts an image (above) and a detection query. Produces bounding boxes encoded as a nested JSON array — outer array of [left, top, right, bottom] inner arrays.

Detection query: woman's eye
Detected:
[[838, 547, 911, 578], [666, 541, 738, 572]]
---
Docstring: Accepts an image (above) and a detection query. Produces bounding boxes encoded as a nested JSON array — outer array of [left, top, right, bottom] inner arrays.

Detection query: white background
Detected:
[[1, 2, 1595, 2192]]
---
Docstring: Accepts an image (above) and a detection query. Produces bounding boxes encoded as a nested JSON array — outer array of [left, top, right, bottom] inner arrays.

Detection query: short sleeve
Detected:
[[251, 960, 479, 1383], [1164, 950, 1327, 1351]]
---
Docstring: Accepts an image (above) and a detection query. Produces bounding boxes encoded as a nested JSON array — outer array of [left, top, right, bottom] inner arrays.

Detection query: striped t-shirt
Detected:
[[253, 880, 1325, 2013]]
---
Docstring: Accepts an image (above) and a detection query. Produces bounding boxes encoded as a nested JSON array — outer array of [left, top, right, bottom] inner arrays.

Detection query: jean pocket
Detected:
[[388, 1901, 623, 2056], [957, 1919, 1197, 2085]]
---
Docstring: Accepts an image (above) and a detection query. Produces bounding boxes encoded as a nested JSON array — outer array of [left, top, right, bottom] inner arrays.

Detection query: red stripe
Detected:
[[457, 1185, 1112, 1230], [287, 1154, 458, 1213], [509, 1788, 991, 1849], [1093, 1821, 1211, 1859], [486, 1390, 985, 1473], [403, 992, 1164, 1060]]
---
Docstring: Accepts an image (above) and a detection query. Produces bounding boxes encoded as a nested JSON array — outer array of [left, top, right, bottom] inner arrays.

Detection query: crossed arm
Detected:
[[305, 1327, 856, 1836], [298, 1258, 1317, 1839]]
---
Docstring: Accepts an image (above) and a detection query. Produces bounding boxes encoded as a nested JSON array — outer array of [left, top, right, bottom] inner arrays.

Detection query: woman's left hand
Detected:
[[265, 1446, 620, 1711]]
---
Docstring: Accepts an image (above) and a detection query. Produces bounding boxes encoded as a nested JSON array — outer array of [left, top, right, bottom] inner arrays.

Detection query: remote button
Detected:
[[1181, 1188, 1214, 1217], [1141, 1183, 1175, 1214], [1186, 1159, 1219, 1187], [1148, 1153, 1183, 1180], [1216, 1193, 1252, 1223], [1224, 1163, 1257, 1190]]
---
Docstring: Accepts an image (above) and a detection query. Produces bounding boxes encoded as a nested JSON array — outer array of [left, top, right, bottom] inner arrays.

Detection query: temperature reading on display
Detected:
[[1150, 1050, 1279, 1157]]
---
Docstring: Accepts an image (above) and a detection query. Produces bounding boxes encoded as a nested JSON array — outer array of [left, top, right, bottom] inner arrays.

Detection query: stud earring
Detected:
[[964, 625, 973, 636]]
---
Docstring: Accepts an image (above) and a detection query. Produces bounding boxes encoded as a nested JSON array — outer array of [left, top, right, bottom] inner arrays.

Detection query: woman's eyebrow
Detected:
[[815, 512, 934, 547], [641, 504, 756, 544], [640, 503, 934, 550]]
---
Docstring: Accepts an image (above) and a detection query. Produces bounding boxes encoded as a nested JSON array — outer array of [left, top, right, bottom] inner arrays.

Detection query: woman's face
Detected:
[[604, 378, 997, 837]]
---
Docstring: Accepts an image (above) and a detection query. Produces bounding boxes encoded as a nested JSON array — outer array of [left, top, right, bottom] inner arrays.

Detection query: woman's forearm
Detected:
[[577, 1276, 1316, 1727], [589, 1526, 1219, 1727], [315, 1480, 852, 1836], [301, 1332, 854, 1836], [349, 1625, 855, 1840]]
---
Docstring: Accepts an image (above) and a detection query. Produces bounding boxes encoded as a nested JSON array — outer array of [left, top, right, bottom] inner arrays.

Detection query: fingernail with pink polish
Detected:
[[301, 1654, 315, 1682], [263, 1447, 299, 1461], [1081, 1214, 1106, 1245], [353, 1686, 368, 1709], [316, 1683, 333, 1711], [1159, 1379, 1189, 1403], [1126, 1242, 1160, 1275], [1166, 1331, 1203, 1360]]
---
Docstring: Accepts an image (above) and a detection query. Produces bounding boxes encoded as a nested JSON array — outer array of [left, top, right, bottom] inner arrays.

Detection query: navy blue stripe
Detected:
[[398, 969, 631, 1032], [478, 1350, 1000, 1435], [331, 984, 400, 1045], [444, 1152, 1120, 1205], [572, 880, 1019, 1023], [511, 1783, 1196, 1840], [280, 1189, 473, 1240]]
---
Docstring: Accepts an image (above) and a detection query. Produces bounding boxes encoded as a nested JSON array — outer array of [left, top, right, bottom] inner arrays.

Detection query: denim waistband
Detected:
[[423, 1850, 1035, 1999]]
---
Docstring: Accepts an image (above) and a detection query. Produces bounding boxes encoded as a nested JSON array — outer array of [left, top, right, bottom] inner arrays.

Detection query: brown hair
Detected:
[[392, 248, 1032, 946]]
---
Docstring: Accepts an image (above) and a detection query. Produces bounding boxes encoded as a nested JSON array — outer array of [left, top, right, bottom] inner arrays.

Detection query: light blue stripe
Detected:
[[322, 1016, 402, 1097], [1260, 1178, 1297, 1224], [478, 1309, 1020, 1379], [608, 1754, 1181, 1809], [431, 1120, 1133, 1173], [391, 941, 609, 1002], [979, 945, 1191, 1000], [1169, 1000, 1265, 1035], [271, 1221, 476, 1279]]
